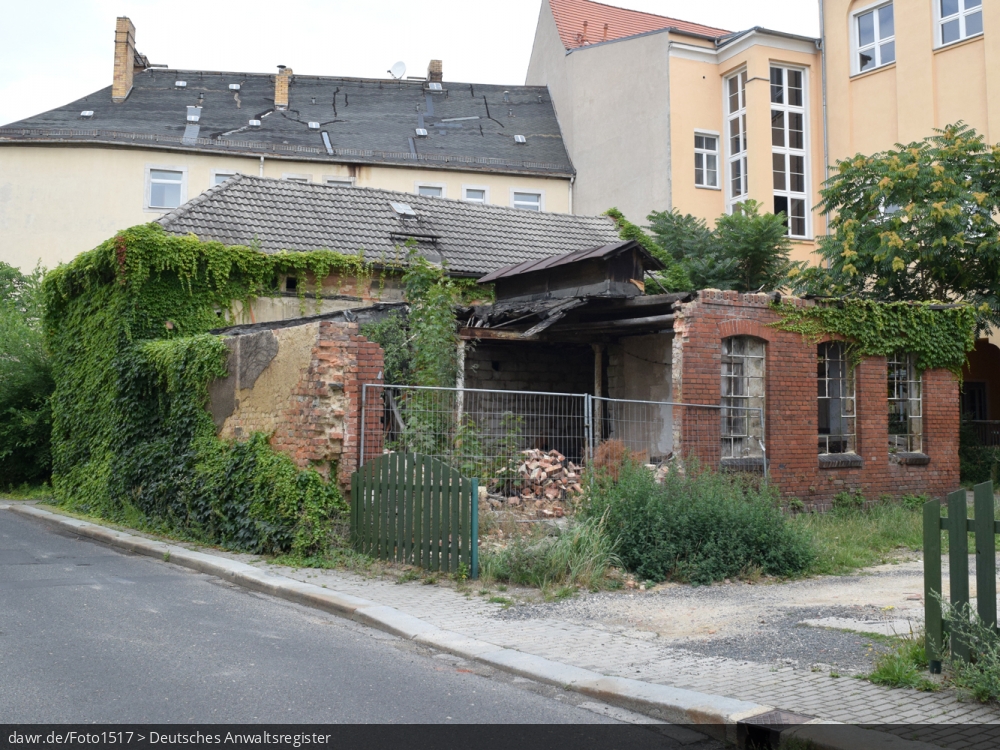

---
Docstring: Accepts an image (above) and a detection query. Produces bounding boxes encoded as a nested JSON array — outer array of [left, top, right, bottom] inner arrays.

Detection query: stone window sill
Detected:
[[721, 457, 766, 472], [890, 452, 930, 466], [818, 453, 863, 469]]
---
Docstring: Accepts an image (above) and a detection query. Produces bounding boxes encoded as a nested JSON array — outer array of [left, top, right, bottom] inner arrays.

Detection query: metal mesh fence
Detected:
[[361, 385, 767, 490]]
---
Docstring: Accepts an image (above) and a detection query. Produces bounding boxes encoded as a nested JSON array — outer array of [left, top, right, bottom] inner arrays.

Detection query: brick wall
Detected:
[[674, 290, 960, 505], [213, 320, 384, 490]]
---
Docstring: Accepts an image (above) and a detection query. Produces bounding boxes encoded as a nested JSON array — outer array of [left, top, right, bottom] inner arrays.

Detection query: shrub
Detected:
[[0, 262, 53, 487], [479, 513, 620, 590], [585, 461, 814, 585], [942, 602, 1000, 703]]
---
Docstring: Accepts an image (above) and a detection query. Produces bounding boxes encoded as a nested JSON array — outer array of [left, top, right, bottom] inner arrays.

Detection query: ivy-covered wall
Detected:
[[42, 224, 380, 555]]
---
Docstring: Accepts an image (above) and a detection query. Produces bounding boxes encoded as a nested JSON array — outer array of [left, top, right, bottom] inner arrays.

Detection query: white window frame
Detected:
[[888, 352, 923, 454], [694, 130, 721, 190], [323, 175, 356, 188], [770, 65, 811, 239], [461, 184, 490, 203], [415, 182, 447, 198], [851, 1, 896, 75], [144, 165, 188, 212], [210, 170, 239, 187], [935, 0, 984, 48], [724, 69, 748, 214], [510, 189, 544, 212], [282, 174, 312, 183]]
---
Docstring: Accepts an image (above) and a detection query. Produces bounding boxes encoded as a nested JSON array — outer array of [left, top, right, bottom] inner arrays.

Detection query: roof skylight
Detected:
[[514, 134, 527, 144], [428, 82, 443, 91], [415, 128, 428, 137], [80, 111, 94, 118], [248, 119, 261, 127], [186, 106, 202, 123], [229, 84, 241, 91], [308, 121, 320, 130], [390, 201, 417, 216], [175, 81, 187, 88]]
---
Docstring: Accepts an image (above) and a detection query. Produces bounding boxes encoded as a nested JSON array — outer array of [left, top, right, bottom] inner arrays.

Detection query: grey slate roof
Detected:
[[0, 69, 573, 177], [156, 175, 622, 277]]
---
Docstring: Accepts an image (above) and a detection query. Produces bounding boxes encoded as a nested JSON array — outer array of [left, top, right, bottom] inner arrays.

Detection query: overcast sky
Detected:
[[0, 0, 820, 127]]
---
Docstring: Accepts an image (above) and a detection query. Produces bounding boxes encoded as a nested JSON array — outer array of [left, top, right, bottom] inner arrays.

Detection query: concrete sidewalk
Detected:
[[5, 501, 999, 748]]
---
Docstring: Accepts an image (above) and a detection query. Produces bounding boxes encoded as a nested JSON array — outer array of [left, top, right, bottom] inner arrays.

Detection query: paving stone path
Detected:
[[243, 560, 1000, 748]]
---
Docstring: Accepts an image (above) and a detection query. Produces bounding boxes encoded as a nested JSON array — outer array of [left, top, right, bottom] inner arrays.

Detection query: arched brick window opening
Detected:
[[721, 336, 766, 460]]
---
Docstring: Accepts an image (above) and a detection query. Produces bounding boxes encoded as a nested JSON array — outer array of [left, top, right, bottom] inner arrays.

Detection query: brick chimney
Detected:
[[427, 60, 443, 83], [275, 65, 293, 109], [112, 17, 137, 102]]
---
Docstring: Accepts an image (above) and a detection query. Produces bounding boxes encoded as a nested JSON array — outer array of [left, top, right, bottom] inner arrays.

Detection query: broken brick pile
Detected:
[[506, 449, 584, 514]]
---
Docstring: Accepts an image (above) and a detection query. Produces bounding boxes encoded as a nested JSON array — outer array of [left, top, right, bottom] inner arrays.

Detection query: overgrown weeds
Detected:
[[479, 512, 620, 590], [584, 460, 813, 585], [793, 500, 925, 576], [867, 635, 938, 692], [942, 602, 1000, 703]]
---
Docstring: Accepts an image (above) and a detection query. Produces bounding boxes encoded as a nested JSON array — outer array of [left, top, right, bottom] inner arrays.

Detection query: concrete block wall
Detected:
[[673, 290, 960, 505]]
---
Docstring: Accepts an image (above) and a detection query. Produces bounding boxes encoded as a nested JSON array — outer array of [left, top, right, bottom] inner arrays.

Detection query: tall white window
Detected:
[[148, 169, 184, 209], [694, 133, 719, 188], [856, 3, 895, 72], [721, 337, 766, 461], [771, 66, 808, 238], [725, 71, 748, 211], [512, 191, 542, 211], [939, 0, 983, 46]]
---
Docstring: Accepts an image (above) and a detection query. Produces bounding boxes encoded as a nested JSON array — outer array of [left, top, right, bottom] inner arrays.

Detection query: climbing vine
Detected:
[[769, 299, 977, 374], [41, 223, 393, 555]]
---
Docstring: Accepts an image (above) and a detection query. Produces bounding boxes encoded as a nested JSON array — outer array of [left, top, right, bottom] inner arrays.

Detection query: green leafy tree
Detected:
[[0, 262, 53, 486], [608, 201, 797, 293], [799, 123, 1000, 329], [714, 199, 796, 292], [402, 252, 461, 387]]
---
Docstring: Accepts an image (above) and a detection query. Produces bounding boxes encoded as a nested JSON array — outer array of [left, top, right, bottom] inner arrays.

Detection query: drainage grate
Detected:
[[737, 710, 814, 749]]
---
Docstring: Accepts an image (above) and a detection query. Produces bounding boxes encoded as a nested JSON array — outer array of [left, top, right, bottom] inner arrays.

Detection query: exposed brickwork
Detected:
[[674, 290, 960, 505], [112, 17, 136, 103], [274, 67, 292, 110], [221, 320, 383, 491]]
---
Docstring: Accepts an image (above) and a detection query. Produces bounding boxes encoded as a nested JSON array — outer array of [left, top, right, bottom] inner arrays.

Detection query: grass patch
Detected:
[[479, 512, 620, 589], [867, 637, 938, 692], [792, 501, 925, 576], [269, 548, 373, 574], [943, 602, 1000, 703], [0, 483, 53, 500], [488, 595, 513, 608]]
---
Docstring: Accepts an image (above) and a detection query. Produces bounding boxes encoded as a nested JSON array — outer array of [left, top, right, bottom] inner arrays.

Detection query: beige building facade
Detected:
[[527, 0, 826, 264], [0, 18, 574, 272]]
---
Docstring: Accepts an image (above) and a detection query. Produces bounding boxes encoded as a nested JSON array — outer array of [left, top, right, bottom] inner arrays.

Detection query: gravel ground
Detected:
[[496, 560, 942, 674]]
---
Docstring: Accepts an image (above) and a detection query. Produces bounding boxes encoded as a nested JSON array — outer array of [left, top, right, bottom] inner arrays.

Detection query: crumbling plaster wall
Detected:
[[208, 320, 384, 488]]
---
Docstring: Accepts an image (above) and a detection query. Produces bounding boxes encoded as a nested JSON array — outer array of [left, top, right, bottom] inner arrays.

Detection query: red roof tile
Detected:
[[549, 0, 729, 50]]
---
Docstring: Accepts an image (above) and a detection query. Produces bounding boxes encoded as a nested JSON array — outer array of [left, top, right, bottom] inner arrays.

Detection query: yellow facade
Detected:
[[0, 145, 570, 272], [823, 0, 1000, 161]]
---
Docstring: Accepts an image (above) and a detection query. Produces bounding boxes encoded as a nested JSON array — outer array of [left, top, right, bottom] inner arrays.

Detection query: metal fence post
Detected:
[[360, 383, 368, 467], [470, 477, 479, 580]]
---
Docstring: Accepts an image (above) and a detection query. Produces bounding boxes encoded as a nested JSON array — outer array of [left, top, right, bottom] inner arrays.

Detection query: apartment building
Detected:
[[0, 18, 575, 271]]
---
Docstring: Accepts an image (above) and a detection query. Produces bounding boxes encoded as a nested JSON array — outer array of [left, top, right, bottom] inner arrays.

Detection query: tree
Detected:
[[0, 262, 53, 486], [608, 201, 797, 293], [797, 123, 1000, 329]]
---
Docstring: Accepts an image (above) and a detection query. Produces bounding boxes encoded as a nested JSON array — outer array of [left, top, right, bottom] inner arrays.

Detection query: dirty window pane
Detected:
[[721, 336, 766, 460], [888, 352, 923, 454], [818, 342, 856, 454]]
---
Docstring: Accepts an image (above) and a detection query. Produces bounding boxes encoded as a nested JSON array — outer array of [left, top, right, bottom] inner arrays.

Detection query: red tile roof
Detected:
[[549, 0, 729, 50]]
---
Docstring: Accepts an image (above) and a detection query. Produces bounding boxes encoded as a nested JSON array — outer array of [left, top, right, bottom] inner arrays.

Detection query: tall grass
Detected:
[[793, 502, 925, 576], [479, 512, 620, 590]]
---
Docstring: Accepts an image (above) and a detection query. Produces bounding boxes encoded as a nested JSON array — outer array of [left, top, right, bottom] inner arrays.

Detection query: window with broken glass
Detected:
[[721, 337, 766, 459], [888, 352, 923, 454], [818, 342, 856, 454]]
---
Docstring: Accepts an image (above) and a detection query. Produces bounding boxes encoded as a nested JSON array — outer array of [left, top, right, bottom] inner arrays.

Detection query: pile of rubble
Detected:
[[502, 449, 584, 516]]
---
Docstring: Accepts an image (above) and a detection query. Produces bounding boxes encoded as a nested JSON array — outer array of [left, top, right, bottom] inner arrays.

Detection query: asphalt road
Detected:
[[0, 507, 719, 745]]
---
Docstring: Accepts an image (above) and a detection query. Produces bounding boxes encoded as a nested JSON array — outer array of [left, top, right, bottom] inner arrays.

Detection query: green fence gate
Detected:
[[924, 481, 998, 673], [351, 452, 478, 578]]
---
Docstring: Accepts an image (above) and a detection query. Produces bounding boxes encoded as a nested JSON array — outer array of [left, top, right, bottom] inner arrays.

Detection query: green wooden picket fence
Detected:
[[350, 452, 479, 578], [923, 481, 999, 673]]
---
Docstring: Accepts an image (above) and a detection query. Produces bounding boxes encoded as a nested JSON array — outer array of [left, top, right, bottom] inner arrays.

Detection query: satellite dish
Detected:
[[388, 61, 406, 80]]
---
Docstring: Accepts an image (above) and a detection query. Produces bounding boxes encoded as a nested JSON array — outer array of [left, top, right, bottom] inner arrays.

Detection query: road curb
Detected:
[[5, 504, 942, 748]]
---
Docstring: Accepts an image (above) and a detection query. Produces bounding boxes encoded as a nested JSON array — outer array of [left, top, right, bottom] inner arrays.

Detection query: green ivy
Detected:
[[41, 223, 372, 555], [770, 299, 977, 374]]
